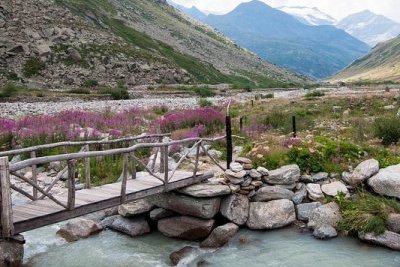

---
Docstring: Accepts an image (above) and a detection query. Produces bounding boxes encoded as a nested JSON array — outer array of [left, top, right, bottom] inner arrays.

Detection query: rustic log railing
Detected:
[[0, 134, 229, 238]]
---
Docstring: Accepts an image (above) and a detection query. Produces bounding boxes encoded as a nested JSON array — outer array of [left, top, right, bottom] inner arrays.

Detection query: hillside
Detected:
[[203, 1, 370, 79], [331, 36, 400, 83], [337, 10, 400, 47], [0, 0, 307, 90]]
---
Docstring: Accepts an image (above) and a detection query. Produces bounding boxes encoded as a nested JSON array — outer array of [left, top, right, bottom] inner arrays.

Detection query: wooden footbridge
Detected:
[[0, 134, 227, 238]]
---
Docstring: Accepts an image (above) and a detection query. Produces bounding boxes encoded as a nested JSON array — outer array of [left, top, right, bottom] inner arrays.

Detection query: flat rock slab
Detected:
[[158, 216, 214, 240], [321, 181, 348, 197], [153, 193, 220, 219], [306, 183, 324, 200], [109, 216, 150, 237], [359, 231, 400, 251], [178, 184, 231, 197], [246, 199, 296, 230], [264, 165, 300, 185], [252, 186, 294, 202], [118, 198, 154, 217], [220, 194, 249, 225], [368, 164, 400, 198], [57, 218, 102, 242], [200, 223, 239, 248]]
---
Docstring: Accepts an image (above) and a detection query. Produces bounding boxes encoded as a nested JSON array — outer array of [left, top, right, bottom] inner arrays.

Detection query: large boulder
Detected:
[[306, 183, 324, 201], [296, 202, 322, 222], [252, 186, 294, 202], [387, 214, 400, 233], [246, 200, 296, 230], [200, 223, 239, 248], [313, 224, 338, 239], [169, 246, 196, 266], [359, 231, 400, 251], [220, 194, 249, 225], [57, 218, 102, 242], [308, 202, 342, 229], [153, 193, 220, 219], [109, 216, 150, 237], [368, 164, 400, 198], [321, 181, 348, 197], [350, 159, 379, 185], [118, 198, 154, 217], [264, 165, 300, 185], [178, 184, 231, 197], [158, 216, 214, 240], [0, 235, 25, 267]]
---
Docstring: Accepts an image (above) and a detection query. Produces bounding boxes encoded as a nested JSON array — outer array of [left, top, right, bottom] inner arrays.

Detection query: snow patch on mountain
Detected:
[[278, 6, 337, 26]]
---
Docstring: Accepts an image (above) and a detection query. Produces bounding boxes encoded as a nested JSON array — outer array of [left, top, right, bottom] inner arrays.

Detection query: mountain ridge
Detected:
[[202, 0, 370, 79]]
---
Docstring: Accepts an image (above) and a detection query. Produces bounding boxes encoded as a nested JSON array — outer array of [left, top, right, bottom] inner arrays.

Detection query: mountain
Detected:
[[0, 0, 307, 89], [203, 0, 370, 79], [277, 6, 337, 26], [167, 1, 207, 21], [337, 10, 400, 47], [330, 36, 400, 83]]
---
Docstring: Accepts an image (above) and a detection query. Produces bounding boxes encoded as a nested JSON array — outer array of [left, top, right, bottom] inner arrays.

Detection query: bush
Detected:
[[99, 81, 129, 100], [305, 90, 325, 98], [0, 83, 20, 98], [23, 58, 45, 78], [68, 88, 91, 95], [335, 191, 400, 235], [192, 86, 216, 97], [152, 105, 169, 115], [373, 116, 400, 145], [261, 93, 274, 99], [287, 147, 324, 173], [82, 80, 99, 87], [198, 98, 213, 107]]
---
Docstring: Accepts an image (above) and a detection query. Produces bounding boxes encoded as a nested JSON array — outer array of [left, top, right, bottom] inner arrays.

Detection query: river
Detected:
[[23, 224, 400, 267]]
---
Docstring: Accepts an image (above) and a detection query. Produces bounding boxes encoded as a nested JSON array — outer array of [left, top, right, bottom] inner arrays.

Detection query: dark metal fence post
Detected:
[[226, 115, 233, 169], [239, 117, 243, 132], [292, 115, 297, 138]]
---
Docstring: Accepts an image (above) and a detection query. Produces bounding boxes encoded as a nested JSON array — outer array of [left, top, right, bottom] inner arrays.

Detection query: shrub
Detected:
[[287, 147, 324, 173], [192, 86, 216, 97], [99, 81, 129, 100], [335, 191, 400, 235], [305, 90, 325, 98], [261, 93, 274, 99], [263, 110, 314, 134], [68, 88, 91, 95], [82, 80, 99, 87], [0, 83, 20, 98], [198, 98, 213, 107], [23, 58, 45, 78], [373, 116, 400, 145], [152, 105, 169, 115]]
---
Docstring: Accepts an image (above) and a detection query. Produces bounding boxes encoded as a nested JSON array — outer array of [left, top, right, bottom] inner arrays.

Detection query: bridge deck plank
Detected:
[[9, 171, 212, 234]]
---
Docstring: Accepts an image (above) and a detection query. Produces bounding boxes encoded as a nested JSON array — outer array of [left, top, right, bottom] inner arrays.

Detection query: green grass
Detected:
[[305, 90, 325, 99], [198, 98, 213, 107], [67, 88, 91, 95], [335, 191, 400, 235]]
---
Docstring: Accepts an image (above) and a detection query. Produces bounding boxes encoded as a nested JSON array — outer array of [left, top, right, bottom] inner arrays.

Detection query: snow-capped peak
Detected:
[[278, 6, 337, 26]]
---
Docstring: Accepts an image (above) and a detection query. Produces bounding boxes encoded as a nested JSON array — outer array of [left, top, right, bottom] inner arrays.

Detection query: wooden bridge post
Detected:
[[131, 151, 136, 180], [0, 157, 14, 238], [31, 151, 38, 200], [163, 145, 169, 192], [67, 160, 76, 210], [159, 136, 165, 174], [193, 142, 201, 181], [121, 153, 129, 203], [84, 145, 91, 189]]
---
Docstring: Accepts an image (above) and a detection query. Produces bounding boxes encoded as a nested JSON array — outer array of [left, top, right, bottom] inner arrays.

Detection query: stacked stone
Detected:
[[224, 157, 266, 197]]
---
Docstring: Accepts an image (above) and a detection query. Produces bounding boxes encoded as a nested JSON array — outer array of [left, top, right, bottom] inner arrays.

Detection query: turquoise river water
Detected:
[[22, 224, 400, 267]]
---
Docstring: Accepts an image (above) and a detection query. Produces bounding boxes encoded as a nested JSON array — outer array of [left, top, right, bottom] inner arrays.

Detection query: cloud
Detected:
[[172, 0, 400, 22]]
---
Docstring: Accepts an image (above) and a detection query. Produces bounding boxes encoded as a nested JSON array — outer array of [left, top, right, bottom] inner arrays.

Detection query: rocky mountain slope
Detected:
[[277, 6, 337, 26], [331, 36, 400, 83], [0, 0, 306, 90], [202, 0, 370, 79], [337, 10, 400, 47]]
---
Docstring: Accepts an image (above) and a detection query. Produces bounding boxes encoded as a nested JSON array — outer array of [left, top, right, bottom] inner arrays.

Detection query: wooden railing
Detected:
[[0, 134, 227, 238]]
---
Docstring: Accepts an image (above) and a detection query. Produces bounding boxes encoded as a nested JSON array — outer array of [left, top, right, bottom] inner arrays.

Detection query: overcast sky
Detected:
[[171, 0, 400, 22]]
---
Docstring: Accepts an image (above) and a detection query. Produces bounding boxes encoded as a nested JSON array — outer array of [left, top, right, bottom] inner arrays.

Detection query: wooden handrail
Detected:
[[0, 133, 171, 157], [9, 136, 226, 172]]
